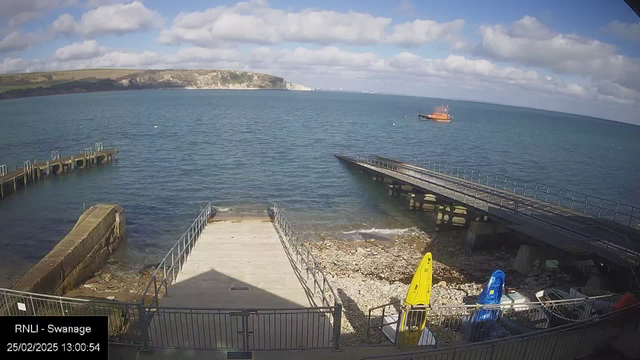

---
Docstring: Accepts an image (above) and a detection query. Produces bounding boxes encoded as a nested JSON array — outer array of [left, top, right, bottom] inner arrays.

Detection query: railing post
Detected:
[[138, 304, 150, 351], [153, 276, 159, 306], [332, 303, 342, 351]]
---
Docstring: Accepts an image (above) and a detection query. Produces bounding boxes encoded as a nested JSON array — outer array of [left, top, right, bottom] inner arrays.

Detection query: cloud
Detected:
[[85, 0, 128, 8], [0, 0, 77, 27], [475, 16, 640, 106], [158, 0, 464, 46], [0, 31, 42, 53], [386, 19, 465, 46], [54, 40, 107, 60], [603, 20, 640, 43], [51, 1, 164, 38], [477, 18, 617, 71], [398, 0, 415, 13], [245, 46, 588, 99]]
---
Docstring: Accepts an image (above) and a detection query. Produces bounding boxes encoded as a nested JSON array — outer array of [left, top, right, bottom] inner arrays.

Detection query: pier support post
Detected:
[[46, 161, 50, 176], [466, 220, 509, 250], [434, 204, 470, 229], [0, 179, 3, 198], [408, 193, 437, 211], [513, 245, 547, 275], [70, 156, 74, 171]]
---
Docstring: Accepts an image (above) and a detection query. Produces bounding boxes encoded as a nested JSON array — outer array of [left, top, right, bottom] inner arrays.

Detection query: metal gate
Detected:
[[145, 306, 338, 351]]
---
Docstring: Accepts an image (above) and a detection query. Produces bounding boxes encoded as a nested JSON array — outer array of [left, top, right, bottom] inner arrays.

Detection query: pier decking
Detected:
[[0, 144, 117, 200]]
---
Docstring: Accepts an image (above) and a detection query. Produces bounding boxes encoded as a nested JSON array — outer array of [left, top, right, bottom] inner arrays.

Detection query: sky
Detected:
[[1, 0, 640, 124]]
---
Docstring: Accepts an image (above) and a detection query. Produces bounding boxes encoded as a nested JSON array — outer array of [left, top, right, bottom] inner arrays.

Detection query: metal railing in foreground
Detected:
[[145, 306, 335, 350], [0, 287, 143, 345], [139, 203, 213, 307], [367, 294, 625, 348], [362, 302, 640, 360], [270, 204, 343, 349]]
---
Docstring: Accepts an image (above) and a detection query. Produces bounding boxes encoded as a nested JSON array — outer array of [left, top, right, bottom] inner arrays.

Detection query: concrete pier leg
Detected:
[[13, 178, 17, 192], [423, 194, 437, 212], [451, 205, 469, 227], [513, 245, 546, 275], [0, 180, 3, 198], [46, 161, 50, 176], [466, 221, 508, 250], [70, 157, 74, 171]]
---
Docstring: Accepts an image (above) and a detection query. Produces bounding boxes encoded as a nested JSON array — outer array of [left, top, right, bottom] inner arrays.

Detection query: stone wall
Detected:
[[12, 204, 125, 295]]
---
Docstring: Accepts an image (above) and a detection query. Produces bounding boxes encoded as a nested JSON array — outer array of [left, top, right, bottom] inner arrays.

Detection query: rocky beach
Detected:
[[308, 228, 582, 345]]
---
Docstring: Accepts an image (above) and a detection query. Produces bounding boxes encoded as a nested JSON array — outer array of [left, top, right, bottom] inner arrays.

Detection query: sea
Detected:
[[1, 89, 639, 286]]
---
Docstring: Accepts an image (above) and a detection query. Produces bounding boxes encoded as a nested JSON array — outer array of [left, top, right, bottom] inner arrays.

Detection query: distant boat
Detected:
[[419, 104, 452, 123]]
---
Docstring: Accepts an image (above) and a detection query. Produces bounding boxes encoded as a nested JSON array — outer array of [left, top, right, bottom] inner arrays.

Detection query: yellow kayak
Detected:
[[400, 252, 432, 345]]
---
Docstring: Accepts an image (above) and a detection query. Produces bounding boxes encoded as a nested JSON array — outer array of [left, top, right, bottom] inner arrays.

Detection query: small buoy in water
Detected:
[[154, 125, 158, 128], [393, 123, 396, 126]]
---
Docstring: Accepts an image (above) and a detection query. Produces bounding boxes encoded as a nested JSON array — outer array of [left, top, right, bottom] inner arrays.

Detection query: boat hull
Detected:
[[418, 114, 452, 123]]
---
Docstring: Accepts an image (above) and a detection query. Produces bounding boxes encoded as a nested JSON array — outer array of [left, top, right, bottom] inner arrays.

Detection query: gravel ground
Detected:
[[308, 229, 582, 345]]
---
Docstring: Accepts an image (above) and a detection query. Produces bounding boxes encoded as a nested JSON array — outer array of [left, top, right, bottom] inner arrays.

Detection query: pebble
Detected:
[[307, 229, 580, 345], [106, 296, 116, 300]]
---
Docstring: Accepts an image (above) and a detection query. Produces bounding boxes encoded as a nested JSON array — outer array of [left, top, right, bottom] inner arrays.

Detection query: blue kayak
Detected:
[[464, 270, 506, 342]]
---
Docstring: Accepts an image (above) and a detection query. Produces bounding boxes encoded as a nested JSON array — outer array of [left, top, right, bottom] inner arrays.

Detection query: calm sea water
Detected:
[[1, 89, 639, 285]]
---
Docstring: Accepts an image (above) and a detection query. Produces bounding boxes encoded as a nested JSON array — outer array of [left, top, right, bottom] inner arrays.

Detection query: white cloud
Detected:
[[158, 0, 464, 46], [386, 19, 465, 46], [604, 20, 640, 43], [50, 13, 76, 34], [85, 0, 128, 8], [509, 16, 555, 40], [0, 31, 42, 53], [0, 0, 77, 27], [51, 1, 164, 38], [477, 20, 617, 71], [476, 16, 640, 106], [54, 40, 107, 60]]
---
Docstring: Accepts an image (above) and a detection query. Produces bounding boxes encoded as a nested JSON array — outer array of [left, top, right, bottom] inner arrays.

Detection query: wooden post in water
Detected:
[[0, 179, 4, 198]]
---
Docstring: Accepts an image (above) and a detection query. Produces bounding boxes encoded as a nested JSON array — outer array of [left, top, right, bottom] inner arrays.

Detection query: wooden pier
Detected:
[[0, 144, 117, 200]]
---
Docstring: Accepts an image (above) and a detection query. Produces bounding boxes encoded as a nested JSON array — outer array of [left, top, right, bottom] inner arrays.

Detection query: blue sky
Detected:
[[1, 0, 640, 124]]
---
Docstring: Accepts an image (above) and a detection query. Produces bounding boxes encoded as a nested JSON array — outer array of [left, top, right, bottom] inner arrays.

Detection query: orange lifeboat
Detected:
[[418, 105, 452, 123]]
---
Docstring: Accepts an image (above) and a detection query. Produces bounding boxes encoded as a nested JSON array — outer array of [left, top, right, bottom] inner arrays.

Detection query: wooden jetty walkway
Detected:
[[336, 155, 640, 270], [0, 144, 117, 200]]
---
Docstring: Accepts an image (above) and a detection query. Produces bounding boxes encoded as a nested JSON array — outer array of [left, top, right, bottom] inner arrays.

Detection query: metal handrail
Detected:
[[270, 204, 342, 308], [139, 203, 213, 307], [352, 155, 640, 265], [1, 286, 139, 306], [367, 292, 631, 346], [406, 157, 639, 228], [363, 301, 640, 359]]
